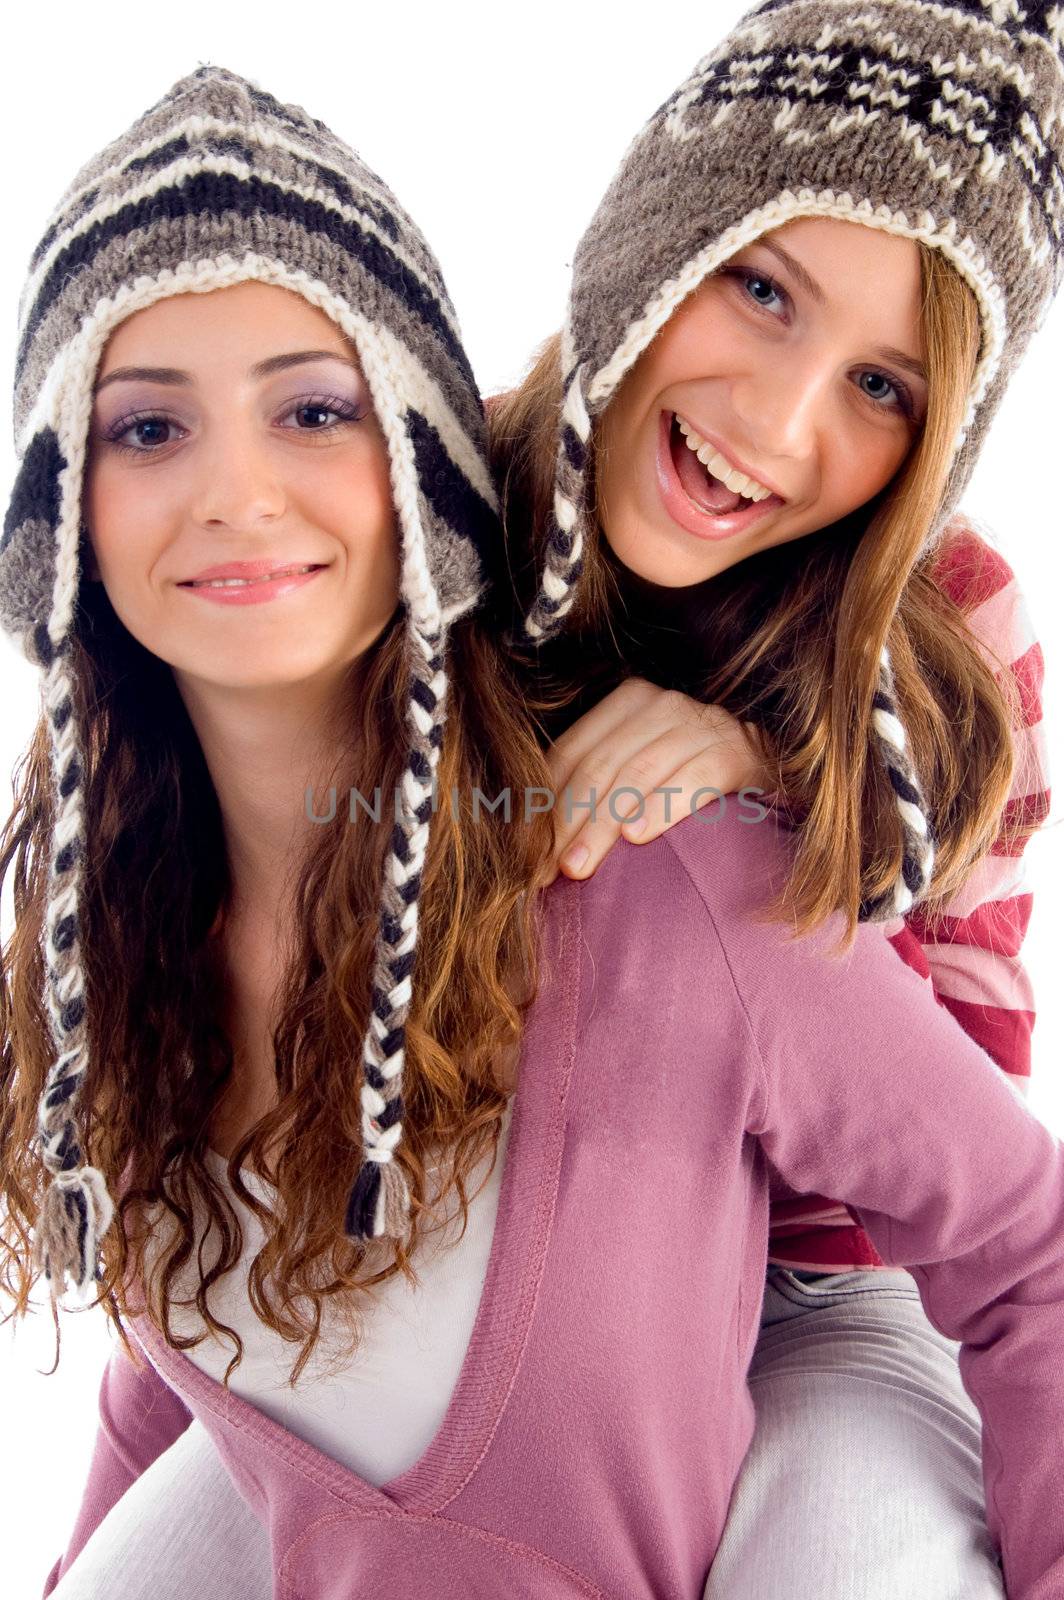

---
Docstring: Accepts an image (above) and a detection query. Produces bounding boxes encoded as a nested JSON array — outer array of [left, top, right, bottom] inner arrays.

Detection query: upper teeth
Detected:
[[189, 565, 318, 588], [675, 417, 774, 502]]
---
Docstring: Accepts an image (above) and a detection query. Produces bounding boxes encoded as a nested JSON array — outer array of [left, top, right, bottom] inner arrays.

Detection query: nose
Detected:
[[736, 348, 835, 458], [189, 417, 287, 530]]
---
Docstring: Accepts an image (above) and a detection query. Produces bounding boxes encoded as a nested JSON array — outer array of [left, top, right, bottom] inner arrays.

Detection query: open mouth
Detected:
[[658, 412, 785, 541]]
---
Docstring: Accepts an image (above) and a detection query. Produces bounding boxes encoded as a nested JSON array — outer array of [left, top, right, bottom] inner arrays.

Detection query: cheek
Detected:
[[596, 392, 642, 502], [83, 457, 169, 584], [314, 447, 400, 591], [829, 433, 911, 508], [649, 291, 732, 376]]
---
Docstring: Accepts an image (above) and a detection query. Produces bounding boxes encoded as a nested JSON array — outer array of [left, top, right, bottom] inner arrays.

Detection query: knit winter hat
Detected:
[[0, 64, 501, 1295], [521, 0, 1064, 921]]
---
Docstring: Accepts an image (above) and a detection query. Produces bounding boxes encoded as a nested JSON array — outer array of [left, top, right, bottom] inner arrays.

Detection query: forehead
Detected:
[[97, 280, 353, 368], [758, 214, 919, 259]]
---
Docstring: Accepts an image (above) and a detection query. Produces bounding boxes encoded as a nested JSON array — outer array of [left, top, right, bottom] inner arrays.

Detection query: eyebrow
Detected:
[[93, 349, 360, 395], [756, 239, 928, 383]]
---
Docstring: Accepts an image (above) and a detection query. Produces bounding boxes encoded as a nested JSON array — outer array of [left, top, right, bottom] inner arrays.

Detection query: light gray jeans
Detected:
[[702, 1266, 1005, 1599], [49, 1267, 1005, 1599]]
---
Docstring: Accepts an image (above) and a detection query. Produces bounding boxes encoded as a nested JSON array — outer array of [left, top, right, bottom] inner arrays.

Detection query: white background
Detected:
[[1, 3, 1061, 1590]]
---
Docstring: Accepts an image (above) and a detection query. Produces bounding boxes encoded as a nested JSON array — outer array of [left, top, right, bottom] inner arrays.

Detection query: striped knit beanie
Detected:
[[0, 65, 500, 1296], [521, 0, 1064, 922]]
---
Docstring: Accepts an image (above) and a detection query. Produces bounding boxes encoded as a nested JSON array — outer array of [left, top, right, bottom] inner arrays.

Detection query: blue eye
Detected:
[[723, 266, 918, 421], [733, 269, 786, 314]]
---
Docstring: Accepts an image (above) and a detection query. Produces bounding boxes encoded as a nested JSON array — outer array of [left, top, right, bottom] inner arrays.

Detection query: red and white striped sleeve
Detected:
[[884, 517, 1050, 1096]]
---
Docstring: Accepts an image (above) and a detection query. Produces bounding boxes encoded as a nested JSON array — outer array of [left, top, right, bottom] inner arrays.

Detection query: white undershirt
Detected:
[[154, 1098, 514, 1485]]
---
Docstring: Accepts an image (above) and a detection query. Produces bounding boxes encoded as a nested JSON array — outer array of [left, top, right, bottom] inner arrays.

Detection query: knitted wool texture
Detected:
[[521, 0, 1064, 921], [0, 65, 501, 1295]]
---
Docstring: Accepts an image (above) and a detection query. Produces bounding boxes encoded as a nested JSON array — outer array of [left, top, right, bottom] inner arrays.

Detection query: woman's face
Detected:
[[595, 216, 928, 587], [85, 279, 400, 689]]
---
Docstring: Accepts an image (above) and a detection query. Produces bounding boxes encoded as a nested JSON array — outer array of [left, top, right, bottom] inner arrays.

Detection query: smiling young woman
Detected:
[[81, 281, 409, 1169], [494, 216, 1015, 938], [0, 73, 559, 1371]]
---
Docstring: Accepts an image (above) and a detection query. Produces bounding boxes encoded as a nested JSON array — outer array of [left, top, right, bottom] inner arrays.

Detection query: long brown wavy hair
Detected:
[[0, 561, 557, 1380], [490, 239, 1035, 950]]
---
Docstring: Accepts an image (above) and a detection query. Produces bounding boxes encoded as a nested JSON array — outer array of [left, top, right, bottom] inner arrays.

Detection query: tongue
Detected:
[[672, 430, 744, 514]]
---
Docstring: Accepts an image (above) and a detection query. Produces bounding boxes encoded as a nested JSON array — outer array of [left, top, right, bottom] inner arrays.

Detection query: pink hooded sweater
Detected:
[[46, 804, 1064, 1599]]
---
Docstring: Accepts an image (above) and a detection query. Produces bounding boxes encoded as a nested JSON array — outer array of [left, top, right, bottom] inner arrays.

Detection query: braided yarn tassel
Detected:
[[860, 643, 937, 923], [30, 624, 114, 1297], [522, 363, 591, 644], [345, 615, 448, 1242]]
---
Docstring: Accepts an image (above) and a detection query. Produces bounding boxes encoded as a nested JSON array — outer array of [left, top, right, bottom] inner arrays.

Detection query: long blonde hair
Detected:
[[490, 240, 1032, 948]]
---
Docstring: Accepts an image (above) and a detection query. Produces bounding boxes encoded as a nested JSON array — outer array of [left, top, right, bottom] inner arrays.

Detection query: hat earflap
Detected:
[[521, 361, 592, 644], [2, 417, 116, 1297], [342, 327, 450, 1243], [861, 645, 937, 922], [345, 608, 449, 1240]]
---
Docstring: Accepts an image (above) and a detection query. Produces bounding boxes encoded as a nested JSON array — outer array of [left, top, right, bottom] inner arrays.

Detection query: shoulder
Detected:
[[655, 794, 796, 931], [930, 515, 1038, 672], [929, 516, 1043, 747], [569, 804, 953, 1133], [572, 792, 793, 931], [587, 797, 855, 988], [929, 513, 1017, 612], [650, 806, 946, 1079]]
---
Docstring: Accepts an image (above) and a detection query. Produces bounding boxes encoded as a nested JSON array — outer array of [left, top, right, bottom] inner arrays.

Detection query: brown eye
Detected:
[[277, 394, 366, 433], [102, 411, 186, 454]]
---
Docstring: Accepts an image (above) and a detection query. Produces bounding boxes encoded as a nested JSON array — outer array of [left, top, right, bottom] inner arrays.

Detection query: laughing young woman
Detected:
[[486, 1, 1060, 1595], [4, 43, 1064, 1600]]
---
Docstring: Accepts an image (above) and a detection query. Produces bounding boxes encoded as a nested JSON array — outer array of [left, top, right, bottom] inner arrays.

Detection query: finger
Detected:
[[616, 753, 764, 843], [549, 693, 733, 864], [553, 731, 700, 876], [544, 678, 683, 794], [556, 730, 766, 877]]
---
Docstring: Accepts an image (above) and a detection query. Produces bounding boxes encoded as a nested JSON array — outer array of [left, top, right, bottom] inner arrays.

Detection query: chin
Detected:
[[604, 531, 729, 591], [171, 651, 324, 689]]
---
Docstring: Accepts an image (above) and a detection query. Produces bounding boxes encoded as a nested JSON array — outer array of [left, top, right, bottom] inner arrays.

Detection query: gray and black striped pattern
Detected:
[[0, 65, 501, 1293], [522, 0, 1063, 918]]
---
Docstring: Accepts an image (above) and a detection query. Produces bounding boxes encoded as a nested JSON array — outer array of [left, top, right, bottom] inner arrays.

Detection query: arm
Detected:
[[893, 528, 1049, 1089], [665, 810, 1064, 1599], [43, 1337, 192, 1595]]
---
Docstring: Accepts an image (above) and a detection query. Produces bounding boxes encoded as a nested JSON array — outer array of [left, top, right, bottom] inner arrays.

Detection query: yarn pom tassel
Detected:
[[31, 1165, 114, 1301], [345, 1155, 410, 1242]]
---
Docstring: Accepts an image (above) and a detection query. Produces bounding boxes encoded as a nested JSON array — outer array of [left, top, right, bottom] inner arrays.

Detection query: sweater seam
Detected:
[[276, 1506, 608, 1598], [660, 831, 771, 1130]]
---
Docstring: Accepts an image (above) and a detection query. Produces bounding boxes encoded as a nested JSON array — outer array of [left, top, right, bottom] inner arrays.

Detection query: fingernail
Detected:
[[625, 816, 647, 838], [561, 844, 589, 873]]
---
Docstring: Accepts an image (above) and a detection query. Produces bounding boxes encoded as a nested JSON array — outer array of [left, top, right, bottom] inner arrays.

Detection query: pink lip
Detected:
[[177, 563, 328, 606], [182, 559, 325, 582], [656, 412, 786, 543]]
